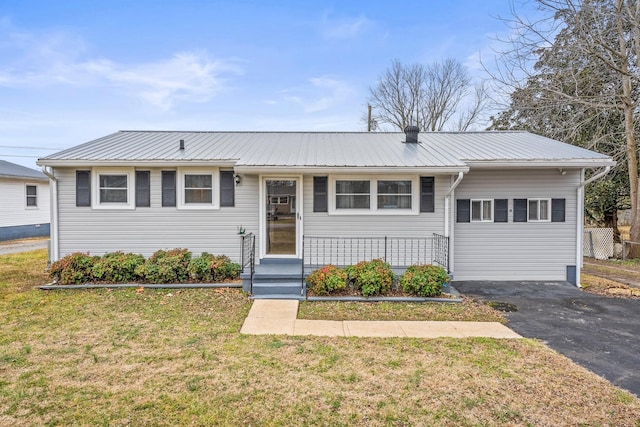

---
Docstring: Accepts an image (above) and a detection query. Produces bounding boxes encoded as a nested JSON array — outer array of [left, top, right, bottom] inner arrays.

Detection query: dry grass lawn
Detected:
[[1, 250, 640, 426]]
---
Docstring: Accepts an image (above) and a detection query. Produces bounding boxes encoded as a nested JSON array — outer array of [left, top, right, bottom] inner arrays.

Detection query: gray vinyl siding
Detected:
[[303, 174, 447, 237], [55, 167, 259, 262], [452, 169, 579, 281], [0, 178, 50, 228]]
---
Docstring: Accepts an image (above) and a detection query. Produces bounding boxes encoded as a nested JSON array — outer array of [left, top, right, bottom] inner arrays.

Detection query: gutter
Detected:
[[575, 166, 611, 287], [40, 166, 59, 263]]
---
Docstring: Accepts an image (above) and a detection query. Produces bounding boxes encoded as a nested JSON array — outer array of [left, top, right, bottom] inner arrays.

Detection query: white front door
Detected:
[[261, 176, 302, 258]]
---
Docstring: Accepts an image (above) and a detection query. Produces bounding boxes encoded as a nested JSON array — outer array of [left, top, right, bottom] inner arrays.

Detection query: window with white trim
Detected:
[[270, 196, 289, 204], [184, 174, 213, 204], [329, 176, 419, 215], [377, 180, 412, 209], [177, 168, 219, 209], [471, 199, 493, 222], [92, 168, 135, 209], [336, 180, 370, 209], [25, 184, 37, 208], [528, 198, 550, 222]]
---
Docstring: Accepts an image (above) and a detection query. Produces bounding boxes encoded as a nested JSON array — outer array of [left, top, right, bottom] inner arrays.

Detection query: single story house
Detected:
[[0, 160, 50, 241], [37, 128, 613, 288]]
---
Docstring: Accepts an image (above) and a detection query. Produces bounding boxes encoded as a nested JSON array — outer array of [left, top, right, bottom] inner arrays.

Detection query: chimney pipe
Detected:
[[403, 126, 420, 143], [179, 139, 185, 150]]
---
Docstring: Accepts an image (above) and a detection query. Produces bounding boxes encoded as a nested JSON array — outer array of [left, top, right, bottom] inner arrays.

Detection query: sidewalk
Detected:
[[240, 299, 521, 339]]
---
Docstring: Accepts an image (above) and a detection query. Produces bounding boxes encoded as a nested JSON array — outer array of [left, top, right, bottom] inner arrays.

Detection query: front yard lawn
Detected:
[[1, 249, 639, 426]]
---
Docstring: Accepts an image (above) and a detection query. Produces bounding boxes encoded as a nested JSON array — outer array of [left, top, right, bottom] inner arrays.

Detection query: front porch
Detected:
[[240, 233, 450, 299]]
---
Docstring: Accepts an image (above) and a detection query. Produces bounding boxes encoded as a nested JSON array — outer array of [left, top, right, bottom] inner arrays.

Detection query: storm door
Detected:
[[265, 179, 298, 256]]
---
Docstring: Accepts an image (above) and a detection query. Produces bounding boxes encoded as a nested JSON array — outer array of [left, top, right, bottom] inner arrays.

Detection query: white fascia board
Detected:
[[233, 165, 470, 174], [464, 159, 616, 169], [36, 159, 239, 168]]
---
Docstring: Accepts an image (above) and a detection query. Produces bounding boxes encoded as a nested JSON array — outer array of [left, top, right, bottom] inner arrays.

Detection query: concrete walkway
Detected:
[[240, 299, 521, 338]]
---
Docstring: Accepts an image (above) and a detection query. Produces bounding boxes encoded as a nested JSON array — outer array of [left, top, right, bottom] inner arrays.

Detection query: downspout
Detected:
[[444, 172, 464, 237], [41, 166, 58, 263], [575, 166, 611, 287], [444, 171, 464, 277]]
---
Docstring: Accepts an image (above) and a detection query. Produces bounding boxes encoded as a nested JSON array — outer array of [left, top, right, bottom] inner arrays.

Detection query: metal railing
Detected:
[[240, 233, 256, 292], [302, 234, 449, 272]]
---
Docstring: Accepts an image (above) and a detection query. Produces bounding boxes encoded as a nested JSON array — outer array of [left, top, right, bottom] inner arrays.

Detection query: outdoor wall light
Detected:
[[234, 174, 241, 185]]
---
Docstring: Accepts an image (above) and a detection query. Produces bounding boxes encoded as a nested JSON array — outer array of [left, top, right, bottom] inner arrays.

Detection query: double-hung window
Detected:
[[377, 180, 412, 209], [471, 199, 493, 222], [335, 180, 370, 209], [177, 168, 219, 209], [92, 168, 135, 209], [25, 185, 37, 208], [184, 174, 213, 204], [528, 199, 550, 222]]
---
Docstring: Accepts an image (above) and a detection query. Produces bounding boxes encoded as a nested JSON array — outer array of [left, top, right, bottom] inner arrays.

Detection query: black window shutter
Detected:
[[552, 198, 566, 222], [513, 199, 528, 222], [494, 199, 508, 222], [162, 171, 176, 207], [76, 170, 91, 207], [456, 199, 470, 223], [220, 171, 235, 207], [313, 176, 328, 212], [135, 171, 150, 207], [420, 176, 435, 213]]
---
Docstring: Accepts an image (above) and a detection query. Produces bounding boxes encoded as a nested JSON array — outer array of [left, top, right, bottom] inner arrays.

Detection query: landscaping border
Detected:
[[39, 282, 242, 290], [305, 283, 462, 303]]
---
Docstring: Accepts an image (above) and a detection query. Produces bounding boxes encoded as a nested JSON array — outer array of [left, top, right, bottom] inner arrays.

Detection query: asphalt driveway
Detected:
[[455, 281, 640, 397]]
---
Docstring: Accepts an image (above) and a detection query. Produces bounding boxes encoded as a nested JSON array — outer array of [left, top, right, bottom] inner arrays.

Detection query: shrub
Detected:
[[91, 251, 145, 283], [400, 264, 449, 297], [49, 252, 99, 285], [345, 259, 395, 297], [306, 265, 348, 295], [135, 248, 192, 283], [188, 252, 240, 282]]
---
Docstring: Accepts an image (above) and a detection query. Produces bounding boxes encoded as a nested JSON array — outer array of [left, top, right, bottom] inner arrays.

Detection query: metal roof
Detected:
[[38, 130, 614, 170], [0, 160, 47, 180]]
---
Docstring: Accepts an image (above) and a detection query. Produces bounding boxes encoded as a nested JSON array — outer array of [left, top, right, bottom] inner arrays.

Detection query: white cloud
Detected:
[[0, 21, 242, 110], [282, 76, 355, 113], [320, 13, 372, 40]]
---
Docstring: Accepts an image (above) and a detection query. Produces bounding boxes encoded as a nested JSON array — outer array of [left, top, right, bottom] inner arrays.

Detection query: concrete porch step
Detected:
[[251, 281, 303, 296]]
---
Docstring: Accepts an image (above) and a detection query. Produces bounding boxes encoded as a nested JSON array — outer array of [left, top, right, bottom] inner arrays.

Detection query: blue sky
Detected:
[[0, 0, 534, 169]]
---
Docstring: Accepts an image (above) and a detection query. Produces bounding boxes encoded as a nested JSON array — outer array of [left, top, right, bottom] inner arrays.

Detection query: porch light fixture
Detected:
[[234, 174, 241, 185]]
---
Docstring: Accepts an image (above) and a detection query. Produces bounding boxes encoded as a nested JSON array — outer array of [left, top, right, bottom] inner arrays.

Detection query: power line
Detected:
[[0, 145, 63, 150]]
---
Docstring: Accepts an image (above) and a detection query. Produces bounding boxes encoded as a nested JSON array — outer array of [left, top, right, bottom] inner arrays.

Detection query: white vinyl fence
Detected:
[[583, 228, 614, 260]]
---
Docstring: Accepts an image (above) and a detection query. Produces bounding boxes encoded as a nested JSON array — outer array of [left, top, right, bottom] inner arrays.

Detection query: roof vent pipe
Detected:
[[404, 125, 420, 143], [179, 139, 185, 150]]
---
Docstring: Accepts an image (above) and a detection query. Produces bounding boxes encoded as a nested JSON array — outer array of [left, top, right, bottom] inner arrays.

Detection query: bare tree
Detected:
[[488, 0, 640, 247], [366, 59, 487, 132]]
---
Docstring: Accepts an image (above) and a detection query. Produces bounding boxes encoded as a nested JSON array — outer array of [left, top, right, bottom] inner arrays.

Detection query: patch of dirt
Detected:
[[581, 274, 640, 299]]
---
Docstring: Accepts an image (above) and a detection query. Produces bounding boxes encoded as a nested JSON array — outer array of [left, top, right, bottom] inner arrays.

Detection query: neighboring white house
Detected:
[[37, 129, 614, 286], [0, 160, 50, 241]]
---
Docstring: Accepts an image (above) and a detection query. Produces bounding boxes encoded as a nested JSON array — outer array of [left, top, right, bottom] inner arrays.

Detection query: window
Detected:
[[528, 199, 550, 222], [177, 168, 219, 209], [336, 180, 370, 209], [184, 174, 212, 204], [471, 199, 493, 222], [25, 185, 37, 208], [270, 196, 289, 204], [99, 174, 128, 203], [91, 168, 135, 209], [377, 180, 412, 209], [420, 177, 434, 213]]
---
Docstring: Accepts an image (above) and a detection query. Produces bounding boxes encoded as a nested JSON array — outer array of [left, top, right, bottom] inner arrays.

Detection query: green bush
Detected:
[[49, 252, 99, 285], [400, 264, 449, 297], [135, 248, 192, 283], [188, 252, 240, 282], [306, 264, 348, 295], [91, 251, 145, 283], [345, 259, 395, 297]]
